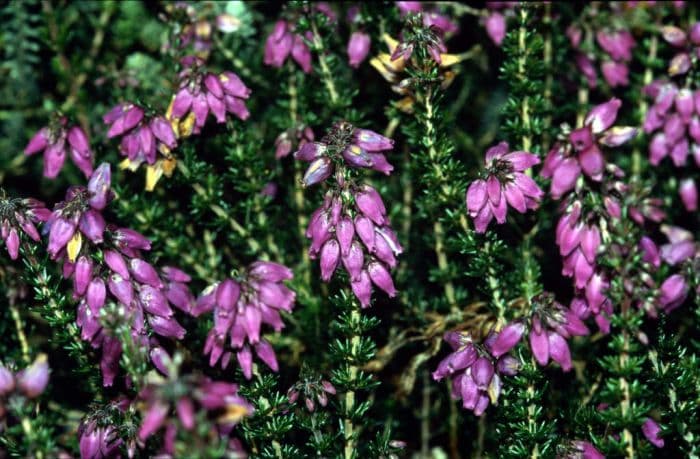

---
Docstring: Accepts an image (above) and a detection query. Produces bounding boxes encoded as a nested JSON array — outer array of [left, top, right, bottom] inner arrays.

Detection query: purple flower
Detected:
[[0, 365, 15, 395], [348, 31, 371, 68], [0, 196, 48, 260], [264, 20, 312, 73], [679, 178, 698, 211], [79, 420, 123, 459], [295, 122, 395, 182], [660, 225, 697, 265], [566, 440, 605, 459], [527, 293, 588, 371], [104, 104, 177, 167], [170, 58, 251, 135], [433, 329, 519, 416], [25, 116, 94, 179], [136, 372, 253, 454], [306, 188, 402, 307], [659, 274, 688, 313], [397, 2, 459, 36], [542, 99, 636, 197], [275, 125, 314, 159], [287, 377, 337, 412], [197, 262, 295, 379], [16, 354, 50, 398], [484, 12, 506, 46], [46, 164, 113, 260], [571, 24, 635, 89], [466, 141, 543, 233], [642, 418, 664, 448], [662, 22, 700, 76]]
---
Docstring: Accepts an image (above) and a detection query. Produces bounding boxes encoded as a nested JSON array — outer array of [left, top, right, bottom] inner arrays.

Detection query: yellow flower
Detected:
[[66, 232, 82, 263], [370, 34, 465, 113]]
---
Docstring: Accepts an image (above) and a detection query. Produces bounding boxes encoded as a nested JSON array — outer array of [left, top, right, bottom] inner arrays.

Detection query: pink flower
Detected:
[[433, 329, 519, 416], [642, 418, 665, 448], [295, 122, 395, 184], [196, 262, 295, 379], [305, 188, 402, 307], [264, 20, 312, 73], [170, 58, 251, 134], [348, 31, 371, 68], [527, 293, 588, 372], [466, 141, 543, 233], [542, 99, 636, 197], [25, 117, 93, 179]]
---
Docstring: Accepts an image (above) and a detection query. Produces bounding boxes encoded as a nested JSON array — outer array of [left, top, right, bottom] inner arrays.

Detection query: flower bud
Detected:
[[17, 354, 50, 398]]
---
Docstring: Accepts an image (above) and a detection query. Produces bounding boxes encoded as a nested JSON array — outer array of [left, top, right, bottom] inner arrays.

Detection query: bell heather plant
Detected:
[[2, 2, 700, 458]]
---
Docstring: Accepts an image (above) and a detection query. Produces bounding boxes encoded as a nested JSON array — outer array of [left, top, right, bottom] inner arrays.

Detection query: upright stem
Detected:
[[485, 242, 506, 326], [423, 90, 458, 310], [517, 8, 532, 153], [288, 72, 312, 287], [344, 308, 360, 459], [311, 21, 339, 106], [542, 2, 553, 150], [420, 370, 431, 457], [619, 330, 635, 459], [10, 304, 31, 364], [633, 35, 658, 175]]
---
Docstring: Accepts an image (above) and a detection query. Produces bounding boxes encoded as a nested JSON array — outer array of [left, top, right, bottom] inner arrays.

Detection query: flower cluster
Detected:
[[370, 33, 462, 113], [194, 261, 295, 379], [287, 376, 337, 412], [47, 164, 194, 385], [78, 400, 127, 459], [164, 2, 241, 61], [542, 99, 637, 198], [104, 103, 177, 168], [274, 124, 314, 159], [24, 116, 94, 178], [104, 57, 251, 190], [0, 192, 49, 260], [171, 57, 252, 131], [643, 80, 699, 211], [539, 100, 644, 333], [306, 188, 402, 306], [527, 293, 589, 371], [296, 121, 395, 183], [135, 355, 253, 457], [568, 22, 635, 88], [390, 13, 448, 65], [396, 2, 459, 37], [264, 19, 313, 73], [465, 141, 543, 233], [432, 329, 520, 416], [661, 22, 700, 76], [297, 122, 401, 307], [0, 355, 50, 403]]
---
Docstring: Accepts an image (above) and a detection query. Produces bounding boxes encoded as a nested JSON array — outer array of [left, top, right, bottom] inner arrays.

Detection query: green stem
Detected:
[[10, 304, 31, 364], [311, 21, 339, 105], [633, 35, 657, 176], [344, 308, 360, 459], [288, 72, 312, 288], [423, 90, 458, 310], [542, 2, 553, 150], [517, 8, 532, 153]]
